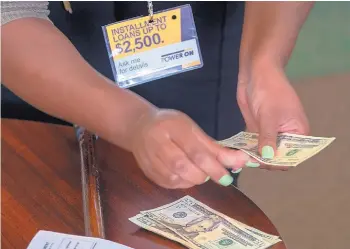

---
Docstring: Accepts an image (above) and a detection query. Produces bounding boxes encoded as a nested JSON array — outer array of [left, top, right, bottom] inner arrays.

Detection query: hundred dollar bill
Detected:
[[129, 214, 194, 248], [140, 196, 275, 249], [218, 132, 335, 167]]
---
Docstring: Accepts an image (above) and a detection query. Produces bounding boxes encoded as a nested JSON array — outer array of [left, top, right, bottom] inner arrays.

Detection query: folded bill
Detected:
[[129, 214, 193, 248], [130, 196, 281, 249], [218, 131, 335, 167]]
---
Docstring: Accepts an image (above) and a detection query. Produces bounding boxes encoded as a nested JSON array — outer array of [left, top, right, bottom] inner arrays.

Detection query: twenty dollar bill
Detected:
[[130, 196, 281, 249], [129, 214, 193, 248], [218, 132, 335, 167]]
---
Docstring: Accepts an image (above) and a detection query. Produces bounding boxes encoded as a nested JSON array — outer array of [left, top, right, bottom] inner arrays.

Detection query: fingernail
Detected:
[[205, 176, 210, 182], [219, 175, 234, 186], [262, 146, 274, 159], [231, 168, 242, 174], [245, 161, 260, 168]]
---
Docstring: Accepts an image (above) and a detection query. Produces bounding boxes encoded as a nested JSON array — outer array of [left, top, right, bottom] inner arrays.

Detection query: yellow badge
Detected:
[[102, 5, 203, 88]]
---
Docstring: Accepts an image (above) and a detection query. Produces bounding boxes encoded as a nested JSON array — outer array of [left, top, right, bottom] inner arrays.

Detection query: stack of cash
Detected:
[[218, 132, 335, 167], [129, 196, 282, 249]]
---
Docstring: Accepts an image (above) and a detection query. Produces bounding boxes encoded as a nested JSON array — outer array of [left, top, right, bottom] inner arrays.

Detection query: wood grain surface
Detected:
[[1, 119, 286, 249]]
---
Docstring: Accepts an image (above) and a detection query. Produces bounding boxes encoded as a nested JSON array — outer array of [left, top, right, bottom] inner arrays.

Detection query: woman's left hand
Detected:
[[237, 62, 310, 170]]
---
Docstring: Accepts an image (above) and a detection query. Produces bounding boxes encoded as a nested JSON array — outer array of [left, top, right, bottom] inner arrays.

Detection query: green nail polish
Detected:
[[245, 161, 260, 168], [205, 176, 210, 182], [219, 175, 233, 186], [231, 168, 242, 174], [262, 146, 274, 159]]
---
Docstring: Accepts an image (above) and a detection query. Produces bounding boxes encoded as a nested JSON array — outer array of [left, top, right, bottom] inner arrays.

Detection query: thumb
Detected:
[[258, 114, 279, 159]]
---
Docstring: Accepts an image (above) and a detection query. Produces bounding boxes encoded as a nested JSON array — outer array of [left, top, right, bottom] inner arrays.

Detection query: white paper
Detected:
[[27, 231, 133, 249], [114, 39, 201, 82]]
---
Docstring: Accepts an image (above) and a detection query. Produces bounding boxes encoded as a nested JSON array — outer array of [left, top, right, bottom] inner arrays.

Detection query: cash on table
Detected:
[[129, 196, 282, 249], [129, 133, 335, 248]]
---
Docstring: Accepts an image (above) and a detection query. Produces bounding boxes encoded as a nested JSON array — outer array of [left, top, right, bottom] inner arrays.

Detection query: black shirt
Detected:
[[3, 1, 246, 140]]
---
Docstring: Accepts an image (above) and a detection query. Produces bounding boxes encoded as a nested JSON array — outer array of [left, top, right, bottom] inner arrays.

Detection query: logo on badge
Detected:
[[161, 48, 195, 63]]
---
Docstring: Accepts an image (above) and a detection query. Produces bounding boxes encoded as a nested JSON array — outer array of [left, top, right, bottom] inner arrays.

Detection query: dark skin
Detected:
[[238, 2, 313, 170], [1, 2, 314, 187]]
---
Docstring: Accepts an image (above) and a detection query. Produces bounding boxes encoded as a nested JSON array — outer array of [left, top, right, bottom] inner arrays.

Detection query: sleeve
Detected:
[[1, 1, 51, 26]]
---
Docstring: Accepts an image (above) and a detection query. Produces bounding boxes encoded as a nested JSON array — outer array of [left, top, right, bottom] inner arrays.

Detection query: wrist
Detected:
[[251, 53, 284, 73], [239, 49, 284, 84], [127, 106, 158, 149], [245, 54, 287, 89], [89, 81, 158, 151]]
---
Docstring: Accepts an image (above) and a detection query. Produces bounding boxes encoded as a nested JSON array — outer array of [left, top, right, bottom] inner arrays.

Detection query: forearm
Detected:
[[1, 18, 156, 150], [240, 2, 314, 69]]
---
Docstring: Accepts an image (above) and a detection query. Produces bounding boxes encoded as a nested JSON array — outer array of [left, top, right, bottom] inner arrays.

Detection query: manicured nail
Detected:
[[205, 176, 210, 182], [262, 146, 274, 159], [231, 168, 242, 174], [219, 174, 234, 186], [245, 161, 260, 168]]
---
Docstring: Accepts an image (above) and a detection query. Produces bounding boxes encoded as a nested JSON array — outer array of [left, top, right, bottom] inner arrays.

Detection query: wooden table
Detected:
[[1, 119, 286, 249]]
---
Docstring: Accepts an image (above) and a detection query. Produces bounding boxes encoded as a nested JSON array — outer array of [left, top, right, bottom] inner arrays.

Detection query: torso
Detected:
[[49, 1, 246, 139]]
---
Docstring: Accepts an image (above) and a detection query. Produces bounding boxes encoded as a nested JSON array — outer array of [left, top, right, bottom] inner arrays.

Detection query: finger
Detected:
[[189, 150, 234, 187], [242, 157, 261, 169], [238, 100, 259, 133], [258, 112, 279, 159], [192, 127, 262, 170], [280, 115, 310, 136], [237, 79, 259, 132], [156, 140, 209, 185], [146, 155, 195, 189], [216, 148, 251, 170], [173, 135, 235, 187], [242, 111, 259, 132], [191, 130, 251, 170], [135, 146, 194, 189]]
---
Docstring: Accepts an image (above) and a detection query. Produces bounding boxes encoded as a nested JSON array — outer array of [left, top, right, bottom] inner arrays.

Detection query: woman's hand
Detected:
[[129, 109, 250, 189], [237, 62, 310, 170]]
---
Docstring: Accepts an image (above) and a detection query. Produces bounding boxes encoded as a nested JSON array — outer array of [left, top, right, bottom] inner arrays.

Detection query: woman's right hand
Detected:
[[129, 109, 250, 189]]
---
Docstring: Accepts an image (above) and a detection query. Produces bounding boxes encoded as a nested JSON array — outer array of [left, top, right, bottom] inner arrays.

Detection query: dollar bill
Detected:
[[218, 132, 335, 167], [130, 213, 280, 248], [140, 196, 277, 249], [231, 219, 281, 245], [129, 214, 194, 248]]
